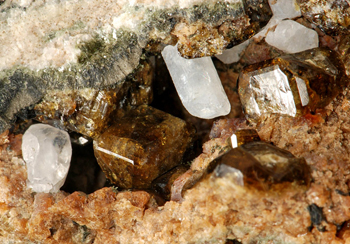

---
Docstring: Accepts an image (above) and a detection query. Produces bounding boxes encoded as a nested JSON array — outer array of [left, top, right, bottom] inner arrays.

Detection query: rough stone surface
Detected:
[[22, 124, 72, 193], [298, 0, 350, 35]]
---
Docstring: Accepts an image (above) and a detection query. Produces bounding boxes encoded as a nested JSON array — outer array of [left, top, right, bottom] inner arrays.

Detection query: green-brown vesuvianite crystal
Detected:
[[213, 141, 311, 190], [0, 0, 272, 134], [93, 105, 194, 189], [34, 59, 154, 138], [238, 48, 348, 123]]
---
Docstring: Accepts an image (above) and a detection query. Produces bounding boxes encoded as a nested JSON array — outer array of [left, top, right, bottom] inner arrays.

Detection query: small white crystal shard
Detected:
[[161, 45, 231, 119], [230, 134, 238, 149], [215, 40, 250, 64], [22, 124, 72, 193], [265, 20, 319, 53]]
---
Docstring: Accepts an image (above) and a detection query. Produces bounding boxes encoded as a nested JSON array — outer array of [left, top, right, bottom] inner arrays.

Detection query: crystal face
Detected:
[[213, 141, 311, 190], [161, 45, 231, 119], [22, 124, 72, 193], [238, 48, 348, 123], [265, 20, 318, 53], [93, 105, 194, 189]]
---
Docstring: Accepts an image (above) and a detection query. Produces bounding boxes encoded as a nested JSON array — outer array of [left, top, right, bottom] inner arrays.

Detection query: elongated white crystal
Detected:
[[22, 124, 72, 193], [161, 45, 231, 119], [265, 20, 319, 53]]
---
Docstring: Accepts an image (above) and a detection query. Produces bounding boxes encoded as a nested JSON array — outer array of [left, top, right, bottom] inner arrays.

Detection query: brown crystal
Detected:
[[151, 165, 189, 200], [238, 48, 348, 123], [93, 105, 195, 189], [34, 87, 125, 139], [338, 35, 350, 77], [231, 129, 260, 147], [34, 59, 154, 139], [213, 141, 311, 190]]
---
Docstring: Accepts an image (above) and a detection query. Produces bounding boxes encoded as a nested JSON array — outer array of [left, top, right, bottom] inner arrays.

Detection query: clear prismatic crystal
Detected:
[[265, 20, 318, 53], [238, 48, 348, 123], [161, 45, 231, 119], [22, 124, 72, 193]]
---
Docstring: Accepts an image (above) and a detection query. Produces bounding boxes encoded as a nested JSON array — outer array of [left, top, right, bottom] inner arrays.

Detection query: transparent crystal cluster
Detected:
[[22, 124, 72, 193], [161, 45, 231, 119]]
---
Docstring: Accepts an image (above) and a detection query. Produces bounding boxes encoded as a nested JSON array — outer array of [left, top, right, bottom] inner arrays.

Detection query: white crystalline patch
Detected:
[[231, 134, 238, 148], [215, 40, 250, 64], [248, 65, 296, 117], [295, 77, 309, 106], [161, 45, 231, 119], [268, 0, 301, 20], [22, 124, 72, 193], [265, 20, 319, 53]]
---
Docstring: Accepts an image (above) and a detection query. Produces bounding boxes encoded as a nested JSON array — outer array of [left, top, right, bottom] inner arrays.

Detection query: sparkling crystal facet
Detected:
[[265, 20, 318, 53], [213, 141, 311, 190], [161, 45, 231, 119], [238, 48, 348, 123], [22, 124, 72, 193], [93, 105, 194, 189]]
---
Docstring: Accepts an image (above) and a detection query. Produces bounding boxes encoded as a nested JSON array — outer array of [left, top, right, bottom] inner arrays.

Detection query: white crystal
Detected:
[[265, 20, 319, 53], [216, 0, 302, 65], [230, 134, 238, 149], [245, 65, 297, 118], [22, 124, 72, 193], [215, 40, 250, 64], [269, 0, 301, 20], [161, 45, 231, 119]]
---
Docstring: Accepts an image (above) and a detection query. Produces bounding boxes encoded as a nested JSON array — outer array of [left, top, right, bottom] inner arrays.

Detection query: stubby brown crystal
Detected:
[[93, 105, 195, 189], [35, 87, 124, 138], [213, 141, 311, 190], [238, 48, 348, 123]]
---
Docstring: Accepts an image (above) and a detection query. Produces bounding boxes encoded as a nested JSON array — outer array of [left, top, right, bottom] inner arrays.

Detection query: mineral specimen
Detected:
[[238, 48, 348, 123], [162, 44, 231, 119], [22, 124, 72, 193], [0, 0, 272, 134], [213, 141, 311, 190], [265, 20, 318, 53], [230, 129, 260, 148], [93, 105, 194, 189]]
